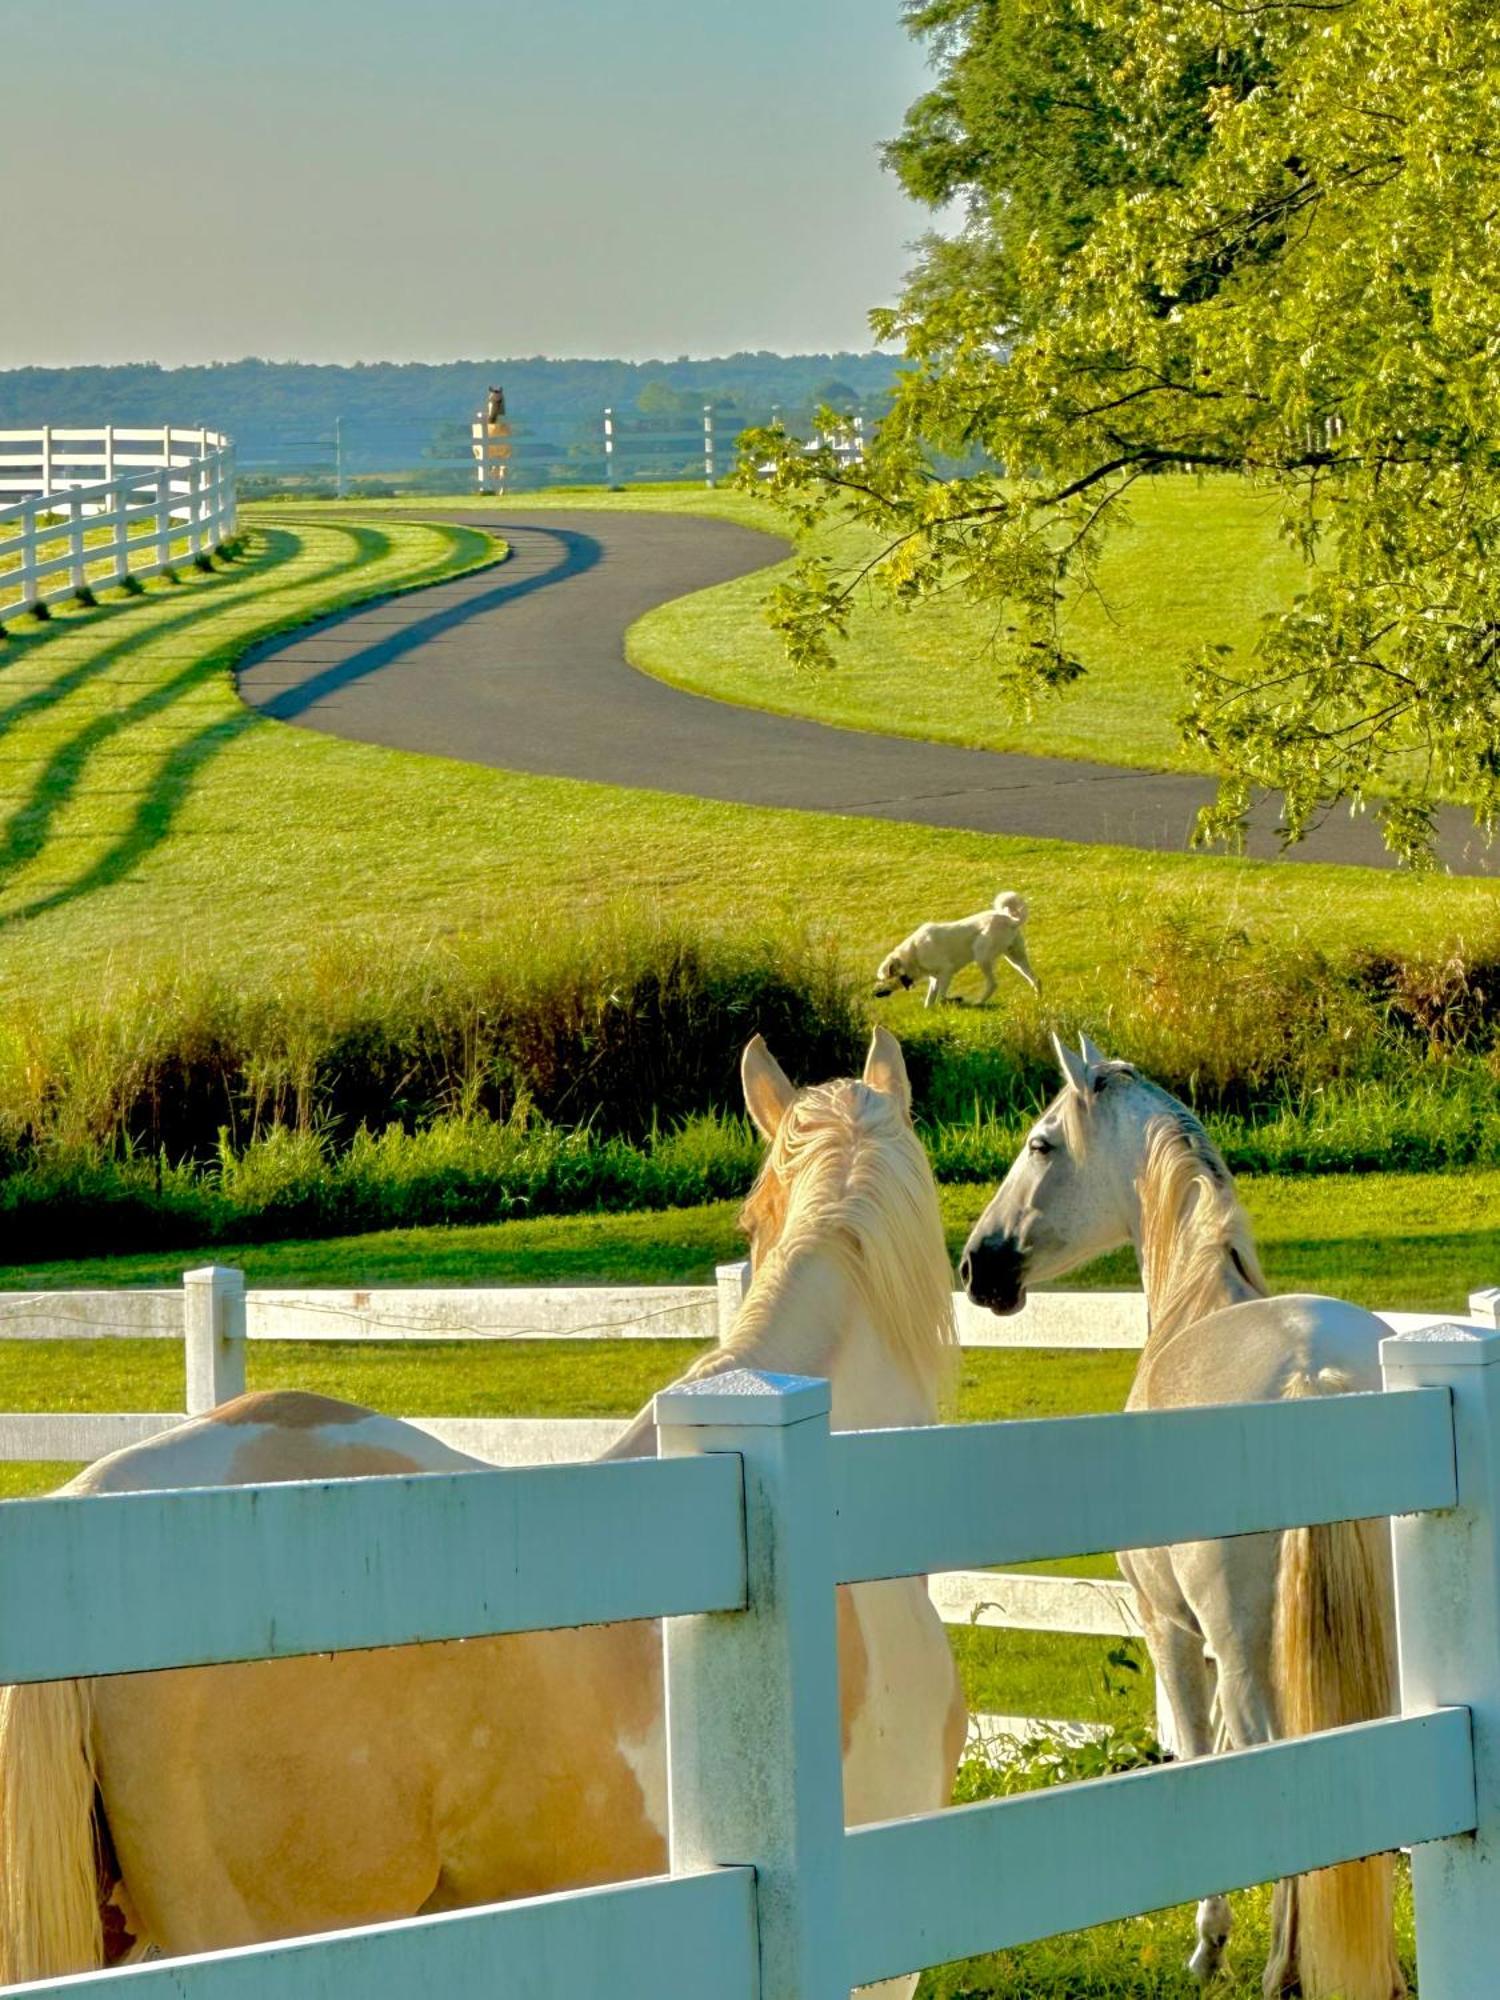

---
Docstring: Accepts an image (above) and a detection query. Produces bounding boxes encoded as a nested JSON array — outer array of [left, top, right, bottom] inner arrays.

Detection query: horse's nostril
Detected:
[[958, 1251, 973, 1288]]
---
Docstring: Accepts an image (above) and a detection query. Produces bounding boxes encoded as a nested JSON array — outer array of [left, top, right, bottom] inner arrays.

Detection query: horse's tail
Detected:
[[992, 891, 1028, 924], [0, 1677, 103, 1983], [1272, 1370, 1404, 2000]]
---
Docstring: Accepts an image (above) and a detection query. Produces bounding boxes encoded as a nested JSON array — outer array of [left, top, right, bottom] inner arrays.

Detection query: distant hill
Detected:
[[0, 353, 899, 439]]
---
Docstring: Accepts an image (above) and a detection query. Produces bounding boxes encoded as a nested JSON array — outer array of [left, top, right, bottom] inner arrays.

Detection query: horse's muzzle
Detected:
[[960, 1237, 1027, 1316]]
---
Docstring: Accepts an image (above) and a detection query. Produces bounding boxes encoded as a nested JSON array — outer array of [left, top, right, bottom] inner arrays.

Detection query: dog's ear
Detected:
[[863, 1025, 913, 1120], [742, 1035, 796, 1141]]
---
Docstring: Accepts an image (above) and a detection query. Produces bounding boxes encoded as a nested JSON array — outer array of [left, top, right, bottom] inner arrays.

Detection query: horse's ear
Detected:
[[742, 1035, 796, 1141], [1051, 1031, 1090, 1098], [1079, 1031, 1107, 1071], [863, 1024, 912, 1120]]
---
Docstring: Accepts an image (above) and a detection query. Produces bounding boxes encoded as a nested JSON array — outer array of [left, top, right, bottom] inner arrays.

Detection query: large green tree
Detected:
[[743, 0, 1500, 864]]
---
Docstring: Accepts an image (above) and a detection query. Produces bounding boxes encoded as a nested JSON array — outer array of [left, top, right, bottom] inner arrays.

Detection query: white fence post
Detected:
[[656, 1369, 846, 2000], [183, 1266, 247, 1415], [715, 1260, 752, 1340], [1469, 1287, 1500, 1329], [1382, 1323, 1500, 1998], [155, 466, 171, 572], [704, 404, 715, 488], [18, 499, 37, 609], [68, 498, 85, 591], [39, 423, 51, 495], [111, 449, 130, 585], [603, 406, 615, 486]]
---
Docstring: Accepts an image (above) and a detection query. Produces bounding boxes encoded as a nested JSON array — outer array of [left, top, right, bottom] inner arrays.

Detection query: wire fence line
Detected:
[[233, 402, 873, 498]]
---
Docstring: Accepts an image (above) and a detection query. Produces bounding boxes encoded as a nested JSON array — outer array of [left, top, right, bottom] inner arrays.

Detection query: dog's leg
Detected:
[[1004, 938, 1041, 993], [972, 962, 996, 1005], [924, 974, 946, 1009]]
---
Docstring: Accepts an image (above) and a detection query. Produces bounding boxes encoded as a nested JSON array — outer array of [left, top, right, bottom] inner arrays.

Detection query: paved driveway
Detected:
[[236, 509, 1494, 874]]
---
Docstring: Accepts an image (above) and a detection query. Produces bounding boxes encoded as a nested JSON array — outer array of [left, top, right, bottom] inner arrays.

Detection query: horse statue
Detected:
[[960, 1035, 1403, 2000], [0, 1029, 964, 2000]]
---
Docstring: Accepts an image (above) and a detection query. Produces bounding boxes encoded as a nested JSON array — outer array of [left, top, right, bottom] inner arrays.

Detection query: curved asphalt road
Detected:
[[237, 510, 1494, 874]]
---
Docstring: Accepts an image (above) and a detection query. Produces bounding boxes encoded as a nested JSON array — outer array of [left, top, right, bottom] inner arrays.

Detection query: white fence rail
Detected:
[[4, 1265, 1496, 1749], [3, 1336, 1498, 1997], [0, 424, 236, 618]]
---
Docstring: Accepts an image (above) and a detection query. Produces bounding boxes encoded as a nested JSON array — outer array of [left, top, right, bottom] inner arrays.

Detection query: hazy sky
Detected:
[[3, 1, 941, 368]]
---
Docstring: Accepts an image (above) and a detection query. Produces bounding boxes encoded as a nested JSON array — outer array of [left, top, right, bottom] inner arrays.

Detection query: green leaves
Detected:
[[752, 0, 1500, 864]]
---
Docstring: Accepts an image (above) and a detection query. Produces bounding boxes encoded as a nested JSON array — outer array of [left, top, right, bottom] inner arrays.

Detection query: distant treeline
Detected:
[[0, 353, 899, 441]]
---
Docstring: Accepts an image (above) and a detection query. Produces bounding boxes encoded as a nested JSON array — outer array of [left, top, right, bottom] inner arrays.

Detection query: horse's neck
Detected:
[[1132, 1168, 1260, 1353], [725, 1245, 937, 1432], [603, 1242, 934, 1460]]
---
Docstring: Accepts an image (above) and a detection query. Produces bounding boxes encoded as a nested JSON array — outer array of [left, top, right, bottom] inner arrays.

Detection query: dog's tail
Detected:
[[992, 892, 1028, 925]]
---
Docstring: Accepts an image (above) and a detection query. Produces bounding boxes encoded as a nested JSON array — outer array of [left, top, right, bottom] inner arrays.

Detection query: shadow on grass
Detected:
[[0, 519, 461, 925], [0, 535, 282, 746], [0, 527, 373, 890]]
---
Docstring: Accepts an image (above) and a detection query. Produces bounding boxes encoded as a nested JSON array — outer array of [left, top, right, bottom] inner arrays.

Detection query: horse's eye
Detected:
[[1028, 1134, 1052, 1156]]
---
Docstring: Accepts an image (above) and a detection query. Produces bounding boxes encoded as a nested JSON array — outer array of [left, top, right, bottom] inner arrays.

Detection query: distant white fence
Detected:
[[2, 1334, 1497, 1997], [0, 424, 236, 617]]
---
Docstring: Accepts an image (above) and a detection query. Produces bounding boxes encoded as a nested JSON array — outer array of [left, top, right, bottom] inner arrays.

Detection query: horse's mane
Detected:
[[1063, 1068, 1267, 1340], [724, 1078, 956, 1411]]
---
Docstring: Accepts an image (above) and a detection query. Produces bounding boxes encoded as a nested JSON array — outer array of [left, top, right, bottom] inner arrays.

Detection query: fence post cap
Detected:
[[654, 1369, 830, 1429], [182, 1265, 245, 1289], [1468, 1286, 1500, 1324], [1382, 1322, 1500, 1368]]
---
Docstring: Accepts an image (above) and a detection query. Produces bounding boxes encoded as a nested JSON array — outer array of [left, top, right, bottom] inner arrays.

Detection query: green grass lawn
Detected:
[[0, 500, 1491, 1027], [607, 477, 1308, 774], [4, 1167, 1492, 1308]]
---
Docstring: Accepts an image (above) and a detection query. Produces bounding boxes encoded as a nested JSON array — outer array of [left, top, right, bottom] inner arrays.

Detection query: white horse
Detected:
[[960, 1036, 1403, 2000], [0, 1029, 964, 1998]]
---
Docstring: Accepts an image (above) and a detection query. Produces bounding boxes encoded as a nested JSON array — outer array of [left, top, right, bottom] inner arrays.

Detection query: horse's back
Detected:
[[1129, 1293, 1387, 1412], [67, 1390, 486, 1496]]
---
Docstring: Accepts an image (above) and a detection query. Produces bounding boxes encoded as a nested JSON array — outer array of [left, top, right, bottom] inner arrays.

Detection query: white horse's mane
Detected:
[[1063, 1065, 1266, 1340], [725, 1077, 957, 1407]]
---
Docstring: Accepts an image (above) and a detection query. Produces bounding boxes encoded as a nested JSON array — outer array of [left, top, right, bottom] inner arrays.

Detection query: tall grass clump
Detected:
[[0, 917, 863, 1166], [5, 903, 1500, 1261], [906, 904, 1500, 1141]]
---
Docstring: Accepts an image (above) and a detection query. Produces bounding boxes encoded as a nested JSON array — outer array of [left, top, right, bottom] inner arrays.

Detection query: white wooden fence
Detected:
[[4, 1266, 1496, 1748], [0, 424, 236, 618], [1, 1330, 1497, 1997]]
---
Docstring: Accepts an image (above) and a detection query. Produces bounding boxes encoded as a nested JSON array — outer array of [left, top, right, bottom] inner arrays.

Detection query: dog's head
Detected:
[[873, 948, 915, 998]]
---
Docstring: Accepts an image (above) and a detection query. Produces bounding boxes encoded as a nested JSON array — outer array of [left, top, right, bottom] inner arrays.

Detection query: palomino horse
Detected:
[[961, 1036, 1402, 2000], [0, 1028, 964, 1997]]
